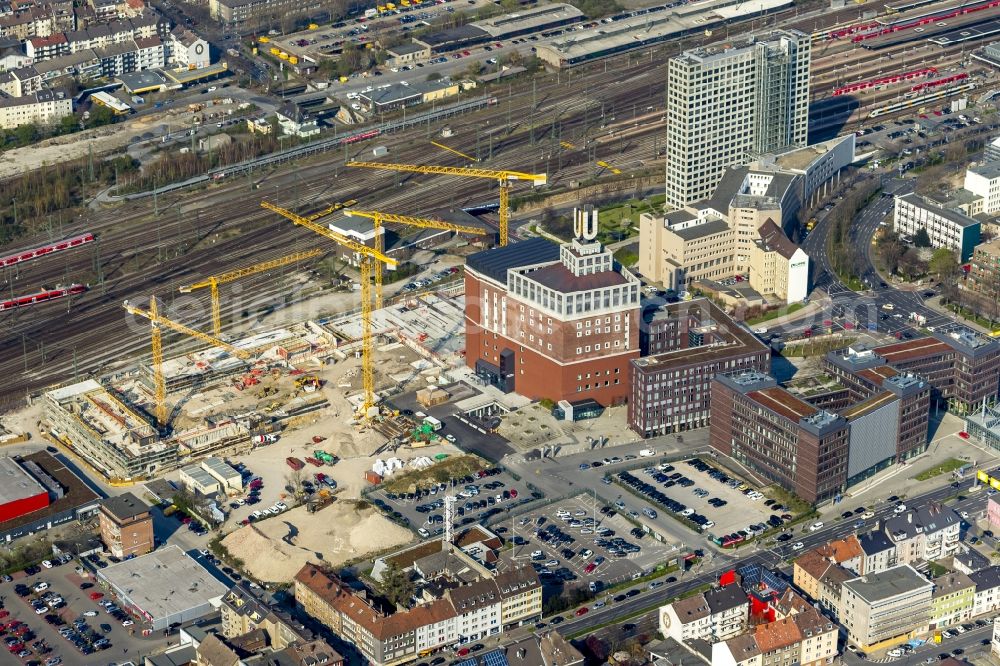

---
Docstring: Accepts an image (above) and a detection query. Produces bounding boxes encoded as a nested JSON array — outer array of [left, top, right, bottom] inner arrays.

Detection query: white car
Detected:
[[881, 303, 894, 311], [83, 610, 98, 617], [122, 620, 134, 627], [808, 521, 824, 531], [33, 581, 49, 592], [275, 501, 288, 511], [888, 648, 903, 658], [444, 434, 456, 443], [894, 504, 906, 514], [861, 511, 875, 519], [41, 560, 53, 568], [792, 542, 805, 550], [960, 510, 969, 519]]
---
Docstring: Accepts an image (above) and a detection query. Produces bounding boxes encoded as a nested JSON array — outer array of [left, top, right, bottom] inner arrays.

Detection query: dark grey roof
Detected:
[[970, 565, 1000, 592], [858, 530, 894, 557], [897, 192, 980, 228], [100, 492, 149, 521], [466, 237, 559, 284], [843, 565, 932, 603], [884, 506, 960, 541], [670, 218, 730, 242], [955, 548, 991, 573], [704, 584, 747, 614], [389, 43, 426, 55], [414, 24, 488, 47]]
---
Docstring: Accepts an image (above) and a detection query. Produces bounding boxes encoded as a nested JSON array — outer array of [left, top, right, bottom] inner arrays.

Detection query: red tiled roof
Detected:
[[755, 616, 802, 653]]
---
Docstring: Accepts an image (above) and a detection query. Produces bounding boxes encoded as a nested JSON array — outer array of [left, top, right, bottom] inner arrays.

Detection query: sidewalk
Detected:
[[816, 411, 999, 519]]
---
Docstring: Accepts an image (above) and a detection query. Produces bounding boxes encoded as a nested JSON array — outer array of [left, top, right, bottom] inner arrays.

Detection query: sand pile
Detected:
[[222, 501, 413, 583]]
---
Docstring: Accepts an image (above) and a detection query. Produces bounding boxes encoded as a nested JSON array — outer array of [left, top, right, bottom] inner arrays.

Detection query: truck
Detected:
[[252, 434, 279, 444], [364, 7, 378, 16], [286, 457, 305, 471], [639, 448, 656, 457], [372, 145, 389, 157], [423, 416, 442, 432], [314, 450, 338, 465], [910, 312, 927, 326]]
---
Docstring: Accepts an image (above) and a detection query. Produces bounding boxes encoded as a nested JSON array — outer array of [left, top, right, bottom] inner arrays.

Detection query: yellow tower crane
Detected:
[[344, 209, 486, 309], [260, 201, 398, 415], [178, 250, 324, 337], [123, 297, 254, 427], [345, 162, 547, 247]]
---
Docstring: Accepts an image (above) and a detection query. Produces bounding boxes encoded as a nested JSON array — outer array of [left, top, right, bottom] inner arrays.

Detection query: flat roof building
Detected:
[[0, 451, 101, 542], [629, 298, 771, 437], [464, 208, 641, 407], [473, 3, 584, 39], [840, 564, 933, 650], [893, 192, 981, 262], [98, 492, 153, 559], [179, 464, 221, 496], [97, 545, 229, 631], [0, 456, 50, 522], [664, 29, 810, 210]]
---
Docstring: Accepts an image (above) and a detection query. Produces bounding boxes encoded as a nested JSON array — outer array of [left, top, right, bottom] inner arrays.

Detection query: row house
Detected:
[[0, 6, 52, 40], [713, 605, 838, 666], [659, 584, 749, 643], [0, 65, 41, 96], [791, 550, 853, 620], [882, 506, 962, 564], [971, 566, 1000, 617], [931, 572, 976, 630]]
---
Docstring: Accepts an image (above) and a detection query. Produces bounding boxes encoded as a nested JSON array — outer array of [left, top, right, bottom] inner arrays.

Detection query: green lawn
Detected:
[[746, 302, 804, 326], [912, 457, 966, 481]]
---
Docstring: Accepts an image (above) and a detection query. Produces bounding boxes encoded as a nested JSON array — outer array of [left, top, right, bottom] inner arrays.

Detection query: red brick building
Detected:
[[464, 230, 641, 406]]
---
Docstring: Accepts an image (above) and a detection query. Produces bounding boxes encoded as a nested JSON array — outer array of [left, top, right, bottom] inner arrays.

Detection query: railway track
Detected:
[[0, 10, 994, 409]]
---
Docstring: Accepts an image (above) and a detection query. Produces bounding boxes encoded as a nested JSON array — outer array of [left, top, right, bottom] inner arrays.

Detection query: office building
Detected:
[[628, 298, 770, 437], [840, 564, 933, 650], [893, 192, 981, 262], [968, 238, 1000, 299], [464, 208, 641, 407], [663, 30, 810, 209], [98, 492, 153, 558], [964, 161, 1000, 215]]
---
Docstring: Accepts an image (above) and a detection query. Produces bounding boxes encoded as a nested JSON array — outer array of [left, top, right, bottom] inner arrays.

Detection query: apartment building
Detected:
[[628, 298, 771, 437], [968, 238, 1000, 300], [840, 565, 933, 650], [169, 26, 210, 68], [220, 584, 306, 650], [659, 584, 749, 642], [882, 506, 961, 564], [0, 88, 71, 128], [209, 0, 325, 30], [464, 210, 641, 407], [893, 192, 981, 262], [0, 66, 42, 97], [663, 30, 810, 209], [970, 566, 1000, 617], [791, 550, 853, 619], [858, 530, 897, 575], [97, 492, 153, 558], [931, 572, 975, 629], [712, 605, 838, 666], [293, 563, 541, 666]]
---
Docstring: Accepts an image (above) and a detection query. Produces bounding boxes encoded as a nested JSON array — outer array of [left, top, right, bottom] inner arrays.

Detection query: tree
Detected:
[[378, 561, 415, 609], [913, 227, 931, 248], [898, 247, 927, 279], [13, 123, 38, 146], [928, 248, 958, 280]]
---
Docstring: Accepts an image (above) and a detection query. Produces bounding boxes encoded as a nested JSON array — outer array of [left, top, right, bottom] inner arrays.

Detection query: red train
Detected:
[[0, 233, 95, 268], [829, 21, 882, 39], [911, 72, 969, 91], [0, 284, 87, 311], [833, 67, 937, 96], [341, 129, 380, 145], [852, 0, 1000, 42]]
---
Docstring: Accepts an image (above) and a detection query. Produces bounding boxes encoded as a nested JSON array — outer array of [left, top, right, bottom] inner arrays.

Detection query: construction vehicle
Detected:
[[314, 450, 338, 464], [344, 209, 487, 308], [305, 457, 324, 467], [123, 297, 253, 427], [286, 457, 305, 471], [261, 201, 397, 416], [259, 36, 270, 43], [179, 250, 322, 337], [346, 162, 546, 246], [295, 375, 321, 393]]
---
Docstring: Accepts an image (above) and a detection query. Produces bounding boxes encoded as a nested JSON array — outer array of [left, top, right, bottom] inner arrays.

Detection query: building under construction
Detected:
[[44, 380, 178, 480]]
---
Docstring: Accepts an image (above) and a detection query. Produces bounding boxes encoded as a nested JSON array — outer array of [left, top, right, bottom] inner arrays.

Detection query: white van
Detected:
[[639, 448, 656, 457]]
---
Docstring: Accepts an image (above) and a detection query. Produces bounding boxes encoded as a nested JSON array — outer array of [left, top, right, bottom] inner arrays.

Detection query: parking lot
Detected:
[[0, 555, 169, 665], [614, 458, 799, 546], [497, 493, 681, 592], [369, 465, 543, 538]]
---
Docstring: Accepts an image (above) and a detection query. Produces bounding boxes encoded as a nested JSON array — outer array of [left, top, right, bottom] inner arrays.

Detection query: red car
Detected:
[[959, 431, 970, 439], [584, 563, 597, 574], [509, 489, 518, 498], [456, 647, 470, 657], [0, 611, 8, 619], [462, 50, 471, 56], [575, 606, 589, 616], [89, 592, 103, 600]]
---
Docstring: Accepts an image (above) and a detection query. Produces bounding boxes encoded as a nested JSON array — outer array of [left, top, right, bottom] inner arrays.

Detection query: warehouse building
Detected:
[[535, 0, 792, 68], [98, 545, 229, 631], [179, 463, 222, 496], [0, 451, 101, 542], [472, 3, 584, 40]]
